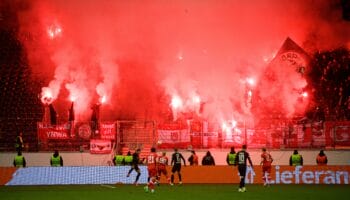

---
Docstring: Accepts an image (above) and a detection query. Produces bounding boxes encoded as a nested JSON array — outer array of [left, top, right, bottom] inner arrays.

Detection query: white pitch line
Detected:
[[100, 184, 116, 189]]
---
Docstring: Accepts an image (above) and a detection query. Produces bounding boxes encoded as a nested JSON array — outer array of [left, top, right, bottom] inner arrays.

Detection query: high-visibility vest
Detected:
[[228, 153, 236, 165], [291, 154, 302, 166], [14, 155, 24, 167], [115, 155, 124, 165], [124, 155, 133, 165], [51, 156, 62, 167]]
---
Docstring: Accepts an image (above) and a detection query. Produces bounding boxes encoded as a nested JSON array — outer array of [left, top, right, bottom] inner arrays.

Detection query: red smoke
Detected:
[[14, 0, 350, 124]]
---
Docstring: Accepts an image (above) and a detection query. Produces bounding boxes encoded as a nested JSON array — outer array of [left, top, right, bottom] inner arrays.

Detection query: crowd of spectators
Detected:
[[0, 7, 349, 152], [308, 48, 350, 121], [0, 28, 43, 151]]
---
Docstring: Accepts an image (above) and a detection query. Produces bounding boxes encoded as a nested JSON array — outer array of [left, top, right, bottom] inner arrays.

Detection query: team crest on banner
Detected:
[[76, 123, 92, 140], [157, 123, 190, 148], [334, 125, 350, 143], [280, 51, 307, 74], [276, 37, 310, 73], [171, 131, 179, 141]]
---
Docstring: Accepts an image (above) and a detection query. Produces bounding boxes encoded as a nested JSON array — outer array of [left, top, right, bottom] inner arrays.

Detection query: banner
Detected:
[[4, 166, 349, 185], [310, 122, 326, 147], [334, 125, 350, 145], [37, 122, 70, 140], [158, 129, 190, 143], [75, 122, 92, 140], [0, 167, 17, 186], [324, 121, 350, 147], [99, 122, 116, 140], [157, 123, 190, 148], [246, 129, 267, 148], [6, 166, 148, 185], [157, 166, 350, 184], [90, 139, 112, 154], [202, 132, 219, 148], [266, 166, 349, 184], [157, 122, 350, 149]]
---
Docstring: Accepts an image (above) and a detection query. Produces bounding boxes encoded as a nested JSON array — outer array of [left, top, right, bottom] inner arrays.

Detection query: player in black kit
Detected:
[[170, 148, 186, 185], [127, 148, 142, 185], [234, 145, 253, 192]]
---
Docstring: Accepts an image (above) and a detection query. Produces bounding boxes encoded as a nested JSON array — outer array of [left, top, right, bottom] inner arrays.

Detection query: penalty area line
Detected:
[[100, 184, 116, 189]]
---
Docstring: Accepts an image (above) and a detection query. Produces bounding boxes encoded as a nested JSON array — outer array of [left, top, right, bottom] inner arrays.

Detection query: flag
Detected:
[[91, 104, 100, 122], [49, 104, 57, 125], [271, 37, 310, 74], [68, 102, 75, 121]]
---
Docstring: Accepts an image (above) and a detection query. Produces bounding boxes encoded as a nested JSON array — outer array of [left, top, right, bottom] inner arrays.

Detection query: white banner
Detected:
[[158, 129, 190, 143], [90, 139, 112, 154]]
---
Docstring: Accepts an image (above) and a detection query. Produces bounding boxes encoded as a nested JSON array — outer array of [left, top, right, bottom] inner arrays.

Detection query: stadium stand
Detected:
[[0, 2, 349, 153], [308, 49, 350, 121], [0, 28, 43, 152]]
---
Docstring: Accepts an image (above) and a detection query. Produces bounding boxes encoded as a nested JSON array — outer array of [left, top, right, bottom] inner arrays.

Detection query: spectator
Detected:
[[188, 150, 199, 166], [226, 147, 236, 165], [289, 150, 303, 166], [50, 150, 63, 167], [309, 49, 350, 121], [202, 151, 215, 166], [316, 150, 328, 165], [13, 151, 26, 168], [15, 132, 24, 153]]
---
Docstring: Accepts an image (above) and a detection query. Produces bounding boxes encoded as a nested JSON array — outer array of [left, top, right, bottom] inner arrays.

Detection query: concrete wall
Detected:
[[1, 149, 350, 167], [0, 152, 114, 167]]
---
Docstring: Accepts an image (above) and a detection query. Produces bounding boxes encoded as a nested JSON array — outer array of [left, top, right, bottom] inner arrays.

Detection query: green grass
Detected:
[[1, 184, 349, 200]]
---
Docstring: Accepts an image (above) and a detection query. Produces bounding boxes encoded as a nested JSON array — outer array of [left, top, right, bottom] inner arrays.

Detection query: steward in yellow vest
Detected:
[[226, 147, 236, 165], [289, 150, 303, 166], [13, 151, 26, 168], [124, 151, 133, 165], [113, 154, 125, 166], [50, 150, 63, 166]]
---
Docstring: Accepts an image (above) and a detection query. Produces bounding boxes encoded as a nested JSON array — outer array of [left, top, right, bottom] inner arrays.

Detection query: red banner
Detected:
[[324, 121, 350, 147], [90, 139, 112, 154], [247, 129, 267, 148], [36, 120, 350, 150], [99, 122, 116, 140], [37, 122, 70, 140]]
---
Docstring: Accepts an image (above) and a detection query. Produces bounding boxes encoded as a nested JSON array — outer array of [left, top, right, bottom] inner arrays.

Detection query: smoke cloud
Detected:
[[12, 0, 349, 123]]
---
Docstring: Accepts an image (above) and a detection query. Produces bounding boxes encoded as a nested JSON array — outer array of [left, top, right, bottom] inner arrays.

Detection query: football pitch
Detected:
[[1, 184, 349, 200]]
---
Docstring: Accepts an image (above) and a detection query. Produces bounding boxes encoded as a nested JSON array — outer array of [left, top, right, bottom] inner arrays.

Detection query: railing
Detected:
[[116, 120, 156, 153]]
